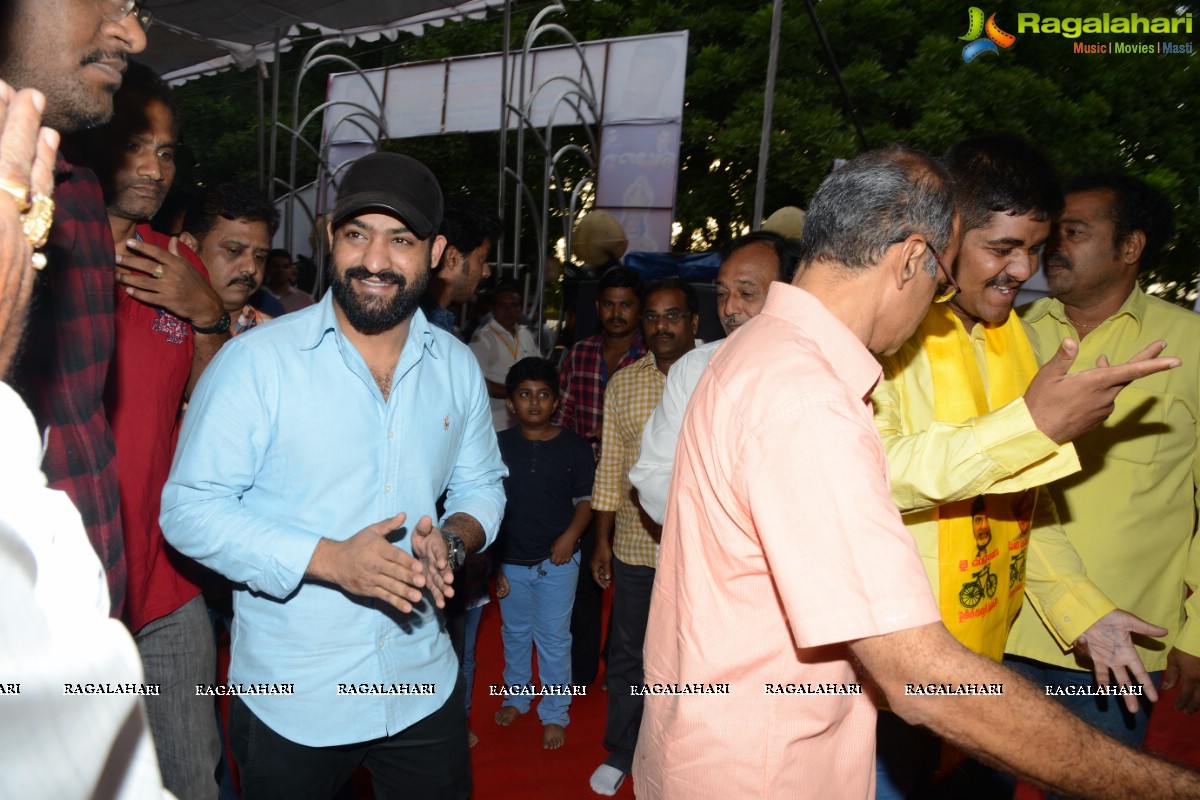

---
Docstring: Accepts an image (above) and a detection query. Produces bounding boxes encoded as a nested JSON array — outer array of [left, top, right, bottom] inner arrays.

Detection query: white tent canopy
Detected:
[[143, 0, 504, 82]]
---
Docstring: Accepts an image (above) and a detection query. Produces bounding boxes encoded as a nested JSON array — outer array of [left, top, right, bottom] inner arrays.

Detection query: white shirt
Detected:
[[628, 340, 722, 524], [0, 382, 170, 799], [469, 320, 541, 430]]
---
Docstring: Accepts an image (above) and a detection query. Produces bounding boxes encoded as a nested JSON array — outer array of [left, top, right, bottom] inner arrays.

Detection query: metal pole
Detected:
[[256, 62, 266, 192], [753, 0, 784, 230], [267, 28, 283, 202], [498, 1, 511, 226]]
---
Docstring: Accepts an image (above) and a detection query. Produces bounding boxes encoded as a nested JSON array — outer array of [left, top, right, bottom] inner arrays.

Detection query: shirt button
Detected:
[[385, 484, 392, 494], [378, 640, 385, 649], [387, 430, 394, 439]]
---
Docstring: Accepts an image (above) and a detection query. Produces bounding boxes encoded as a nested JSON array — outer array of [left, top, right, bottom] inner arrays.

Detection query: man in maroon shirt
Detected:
[[74, 61, 225, 800], [1, 0, 148, 617]]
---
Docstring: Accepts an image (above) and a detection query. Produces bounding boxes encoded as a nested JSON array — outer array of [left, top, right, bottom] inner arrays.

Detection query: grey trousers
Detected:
[[136, 593, 221, 800]]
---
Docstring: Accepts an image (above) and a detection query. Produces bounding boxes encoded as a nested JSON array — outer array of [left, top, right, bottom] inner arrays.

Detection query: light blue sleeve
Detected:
[[439, 354, 508, 549], [160, 339, 322, 599]]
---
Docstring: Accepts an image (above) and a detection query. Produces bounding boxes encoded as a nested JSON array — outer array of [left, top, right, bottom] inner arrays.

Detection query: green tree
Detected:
[[173, 0, 1200, 303]]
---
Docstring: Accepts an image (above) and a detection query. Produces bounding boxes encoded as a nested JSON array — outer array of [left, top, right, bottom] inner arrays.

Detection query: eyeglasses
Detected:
[[109, 0, 153, 30], [642, 310, 688, 325], [930, 247, 960, 305]]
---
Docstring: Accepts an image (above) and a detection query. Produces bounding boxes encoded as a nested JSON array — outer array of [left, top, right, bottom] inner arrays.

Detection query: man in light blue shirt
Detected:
[[161, 152, 506, 799]]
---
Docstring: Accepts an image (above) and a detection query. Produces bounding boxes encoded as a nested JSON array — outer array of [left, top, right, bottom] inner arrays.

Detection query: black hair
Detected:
[[505, 357, 560, 397], [117, 60, 182, 134], [943, 134, 1064, 234], [183, 183, 280, 239], [493, 278, 523, 299], [439, 196, 501, 257], [597, 266, 645, 307], [1063, 174, 1175, 272], [720, 231, 804, 283], [644, 277, 699, 316]]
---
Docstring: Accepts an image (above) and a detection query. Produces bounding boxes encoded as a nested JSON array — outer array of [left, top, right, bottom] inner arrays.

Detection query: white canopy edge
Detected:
[[158, 0, 505, 85]]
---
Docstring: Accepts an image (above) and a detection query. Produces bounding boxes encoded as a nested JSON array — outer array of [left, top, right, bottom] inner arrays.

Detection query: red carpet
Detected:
[[219, 586, 1200, 799]]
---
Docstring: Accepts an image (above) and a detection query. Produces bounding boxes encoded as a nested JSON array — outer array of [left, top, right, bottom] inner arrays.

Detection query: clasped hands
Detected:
[[307, 512, 455, 614]]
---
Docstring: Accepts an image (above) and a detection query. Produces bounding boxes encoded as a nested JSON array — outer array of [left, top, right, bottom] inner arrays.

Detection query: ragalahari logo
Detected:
[[960, 7, 1017, 62]]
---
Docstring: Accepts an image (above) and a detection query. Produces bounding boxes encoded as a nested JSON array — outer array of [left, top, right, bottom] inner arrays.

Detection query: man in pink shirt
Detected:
[[634, 146, 1200, 799]]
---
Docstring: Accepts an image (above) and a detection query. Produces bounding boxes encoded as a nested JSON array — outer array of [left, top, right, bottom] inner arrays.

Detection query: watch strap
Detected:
[[193, 311, 232, 335]]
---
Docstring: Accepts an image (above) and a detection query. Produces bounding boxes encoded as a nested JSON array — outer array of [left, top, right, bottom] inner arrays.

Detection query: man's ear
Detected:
[[506, 397, 516, 416], [894, 236, 928, 290], [440, 243, 460, 272], [430, 235, 449, 269], [1120, 229, 1147, 267], [179, 231, 199, 252]]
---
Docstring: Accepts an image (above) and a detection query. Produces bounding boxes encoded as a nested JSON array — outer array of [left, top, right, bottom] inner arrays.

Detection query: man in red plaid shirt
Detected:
[[2, 0, 148, 617], [554, 266, 645, 688]]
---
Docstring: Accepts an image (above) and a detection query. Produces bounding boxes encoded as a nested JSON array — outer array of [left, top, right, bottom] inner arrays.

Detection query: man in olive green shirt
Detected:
[[1008, 173, 1200, 747]]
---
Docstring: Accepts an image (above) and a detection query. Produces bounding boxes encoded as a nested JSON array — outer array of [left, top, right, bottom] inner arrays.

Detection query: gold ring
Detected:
[[0, 177, 31, 213], [153, 264, 164, 279], [21, 192, 54, 249], [31, 251, 47, 270]]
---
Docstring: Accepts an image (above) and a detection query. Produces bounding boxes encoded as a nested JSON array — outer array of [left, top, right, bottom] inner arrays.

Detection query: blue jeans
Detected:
[[498, 554, 579, 726], [1004, 655, 1161, 748], [136, 594, 222, 800]]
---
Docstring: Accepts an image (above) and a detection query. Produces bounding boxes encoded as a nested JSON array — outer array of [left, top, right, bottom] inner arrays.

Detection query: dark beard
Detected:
[[328, 260, 429, 335]]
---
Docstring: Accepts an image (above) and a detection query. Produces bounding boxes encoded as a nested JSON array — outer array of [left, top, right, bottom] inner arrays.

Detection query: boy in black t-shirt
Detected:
[[494, 358, 595, 749]]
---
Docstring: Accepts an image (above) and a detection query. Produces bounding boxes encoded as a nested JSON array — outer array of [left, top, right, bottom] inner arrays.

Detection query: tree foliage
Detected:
[[173, 0, 1200, 302]]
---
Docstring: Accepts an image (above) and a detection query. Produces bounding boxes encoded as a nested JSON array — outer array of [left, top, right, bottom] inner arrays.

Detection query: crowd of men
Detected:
[[1, 1, 1198, 799]]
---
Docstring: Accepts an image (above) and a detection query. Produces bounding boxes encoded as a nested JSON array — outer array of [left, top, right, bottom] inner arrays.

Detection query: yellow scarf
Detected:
[[920, 304, 1038, 662]]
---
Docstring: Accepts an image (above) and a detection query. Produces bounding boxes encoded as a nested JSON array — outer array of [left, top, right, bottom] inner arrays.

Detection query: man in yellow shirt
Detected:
[[872, 135, 1178, 797], [1006, 174, 1199, 748]]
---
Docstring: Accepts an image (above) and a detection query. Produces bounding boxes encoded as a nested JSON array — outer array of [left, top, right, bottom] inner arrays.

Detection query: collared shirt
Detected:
[[872, 310, 1114, 648], [554, 332, 646, 459], [1008, 287, 1200, 670], [9, 155, 124, 617], [106, 226, 206, 633], [634, 285, 940, 798], [592, 351, 666, 569], [468, 319, 541, 430], [629, 339, 722, 525], [161, 295, 507, 747], [420, 295, 458, 335]]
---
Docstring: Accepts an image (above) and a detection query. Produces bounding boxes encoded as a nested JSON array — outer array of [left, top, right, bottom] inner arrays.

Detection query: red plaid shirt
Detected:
[[554, 332, 646, 460], [10, 156, 125, 617]]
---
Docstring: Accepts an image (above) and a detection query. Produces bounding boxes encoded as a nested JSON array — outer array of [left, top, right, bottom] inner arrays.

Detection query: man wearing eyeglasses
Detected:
[[1, 0, 148, 619], [588, 278, 697, 797], [871, 134, 1180, 798]]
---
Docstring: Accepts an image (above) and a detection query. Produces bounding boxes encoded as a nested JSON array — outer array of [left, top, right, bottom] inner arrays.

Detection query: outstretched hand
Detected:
[[1073, 608, 1167, 713], [411, 514, 455, 608], [307, 512, 439, 614], [1025, 338, 1180, 444]]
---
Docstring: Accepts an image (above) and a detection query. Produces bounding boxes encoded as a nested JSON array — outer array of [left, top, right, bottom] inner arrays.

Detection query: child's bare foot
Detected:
[[468, 729, 479, 747], [494, 706, 521, 726], [542, 723, 566, 749]]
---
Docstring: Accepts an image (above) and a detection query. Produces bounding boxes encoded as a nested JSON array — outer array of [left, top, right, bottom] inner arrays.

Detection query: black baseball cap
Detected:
[[331, 152, 444, 238]]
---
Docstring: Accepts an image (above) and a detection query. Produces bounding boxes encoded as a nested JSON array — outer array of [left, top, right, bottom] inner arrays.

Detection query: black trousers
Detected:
[[570, 520, 605, 686], [602, 558, 656, 774], [229, 674, 470, 800]]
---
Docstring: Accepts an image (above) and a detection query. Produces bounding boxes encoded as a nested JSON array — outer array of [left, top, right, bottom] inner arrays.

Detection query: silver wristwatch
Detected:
[[442, 530, 467, 571]]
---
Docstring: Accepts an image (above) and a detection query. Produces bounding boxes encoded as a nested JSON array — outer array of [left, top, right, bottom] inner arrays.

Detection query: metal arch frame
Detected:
[[267, 39, 390, 295], [499, 1, 601, 336]]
